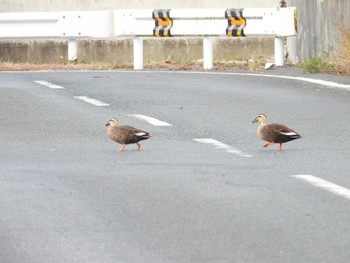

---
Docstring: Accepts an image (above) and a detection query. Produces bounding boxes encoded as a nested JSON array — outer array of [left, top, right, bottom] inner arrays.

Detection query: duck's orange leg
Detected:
[[115, 144, 126, 152], [136, 143, 141, 151], [279, 143, 283, 151], [262, 142, 274, 148]]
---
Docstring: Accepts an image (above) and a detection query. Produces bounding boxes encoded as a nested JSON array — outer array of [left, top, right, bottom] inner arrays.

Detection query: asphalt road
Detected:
[[1, 70, 350, 262]]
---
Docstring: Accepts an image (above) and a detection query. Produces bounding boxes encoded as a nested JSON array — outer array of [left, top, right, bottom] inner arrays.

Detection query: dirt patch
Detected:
[[0, 62, 112, 71], [0, 59, 266, 72]]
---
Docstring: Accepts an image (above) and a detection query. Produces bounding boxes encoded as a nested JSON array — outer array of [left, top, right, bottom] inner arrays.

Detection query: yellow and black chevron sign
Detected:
[[225, 8, 246, 37], [152, 9, 173, 37]]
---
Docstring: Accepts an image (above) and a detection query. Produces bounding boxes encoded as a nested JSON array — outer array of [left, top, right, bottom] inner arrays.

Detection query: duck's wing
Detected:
[[262, 124, 301, 143], [119, 125, 150, 142]]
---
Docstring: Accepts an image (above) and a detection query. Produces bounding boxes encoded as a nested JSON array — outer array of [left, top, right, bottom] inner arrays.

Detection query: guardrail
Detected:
[[0, 11, 111, 60], [114, 8, 297, 69], [0, 8, 297, 68]]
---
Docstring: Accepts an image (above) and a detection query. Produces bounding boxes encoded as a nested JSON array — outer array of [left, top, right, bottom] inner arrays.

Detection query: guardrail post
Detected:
[[203, 37, 214, 69], [133, 37, 143, 70], [274, 37, 285, 66], [68, 39, 77, 61]]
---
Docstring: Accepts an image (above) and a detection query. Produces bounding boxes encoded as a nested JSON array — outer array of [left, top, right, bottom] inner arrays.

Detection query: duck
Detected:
[[105, 118, 150, 152], [251, 114, 301, 151]]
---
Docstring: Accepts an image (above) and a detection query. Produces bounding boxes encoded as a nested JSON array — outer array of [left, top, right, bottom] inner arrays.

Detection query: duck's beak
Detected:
[[251, 118, 258, 124], [104, 122, 110, 127]]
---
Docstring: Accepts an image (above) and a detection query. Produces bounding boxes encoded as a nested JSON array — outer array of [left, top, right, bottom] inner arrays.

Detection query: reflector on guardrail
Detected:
[[152, 9, 173, 37], [225, 8, 246, 37]]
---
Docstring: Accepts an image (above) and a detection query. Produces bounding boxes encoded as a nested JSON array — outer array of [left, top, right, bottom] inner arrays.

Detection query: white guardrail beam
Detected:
[[114, 8, 297, 69], [0, 11, 111, 61]]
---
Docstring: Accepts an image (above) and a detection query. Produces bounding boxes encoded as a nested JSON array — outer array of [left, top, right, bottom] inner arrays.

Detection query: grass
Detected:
[[335, 25, 350, 75], [300, 20, 350, 76], [300, 52, 335, 74], [248, 55, 267, 71]]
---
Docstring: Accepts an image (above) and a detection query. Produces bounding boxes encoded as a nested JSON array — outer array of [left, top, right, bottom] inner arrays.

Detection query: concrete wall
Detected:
[[0, 0, 278, 65], [288, 0, 350, 63], [0, 40, 67, 63], [0, 38, 275, 64], [79, 38, 274, 65]]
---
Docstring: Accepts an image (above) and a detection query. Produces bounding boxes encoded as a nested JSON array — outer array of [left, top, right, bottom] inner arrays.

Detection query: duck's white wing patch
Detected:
[[280, 131, 298, 136], [133, 132, 148, 136]]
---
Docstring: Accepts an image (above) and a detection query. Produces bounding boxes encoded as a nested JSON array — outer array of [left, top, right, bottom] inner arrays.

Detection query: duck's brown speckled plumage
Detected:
[[252, 114, 301, 151], [105, 118, 150, 152]]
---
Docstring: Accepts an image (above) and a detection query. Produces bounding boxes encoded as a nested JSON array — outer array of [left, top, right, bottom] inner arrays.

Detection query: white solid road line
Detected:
[[126, 114, 172, 126], [205, 72, 350, 90], [74, 96, 110, 107], [194, 138, 254, 158], [291, 174, 350, 200], [34, 80, 65, 89], [117, 71, 350, 90]]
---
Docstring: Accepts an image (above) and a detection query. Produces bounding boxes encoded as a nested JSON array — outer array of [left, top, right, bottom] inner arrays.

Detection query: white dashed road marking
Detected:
[[74, 96, 110, 107], [194, 138, 254, 158], [291, 174, 350, 200], [126, 114, 172, 126], [34, 80, 65, 89]]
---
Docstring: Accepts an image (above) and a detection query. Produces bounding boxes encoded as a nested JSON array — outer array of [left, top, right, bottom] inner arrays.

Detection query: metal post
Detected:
[[274, 37, 285, 66], [203, 37, 214, 70], [68, 39, 77, 61], [133, 37, 143, 70]]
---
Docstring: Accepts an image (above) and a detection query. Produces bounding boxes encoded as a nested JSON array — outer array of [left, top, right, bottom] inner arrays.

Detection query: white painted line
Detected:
[[74, 96, 110, 107], [194, 138, 254, 158], [34, 80, 65, 89], [126, 114, 172, 126], [239, 73, 350, 90], [193, 72, 350, 90], [291, 174, 350, 200], [116, 71, 350, 90]]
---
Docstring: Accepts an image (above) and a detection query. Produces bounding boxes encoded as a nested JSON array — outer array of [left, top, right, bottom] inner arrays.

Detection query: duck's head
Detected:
[[251, 114, 268, 124], [105, 118, 119, 127]]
